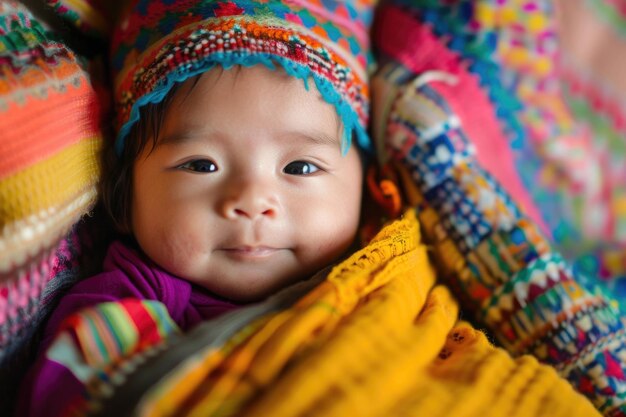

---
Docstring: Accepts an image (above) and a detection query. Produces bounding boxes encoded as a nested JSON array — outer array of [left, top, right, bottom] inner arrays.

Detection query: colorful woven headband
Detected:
[[111, 0, 375, 155]]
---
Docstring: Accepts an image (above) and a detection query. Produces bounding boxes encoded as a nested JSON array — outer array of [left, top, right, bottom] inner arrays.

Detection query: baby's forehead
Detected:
[[163, 65, 343, 134]]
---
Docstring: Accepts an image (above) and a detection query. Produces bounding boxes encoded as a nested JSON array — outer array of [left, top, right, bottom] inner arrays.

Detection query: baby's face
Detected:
[[131, 65, 363, 302]]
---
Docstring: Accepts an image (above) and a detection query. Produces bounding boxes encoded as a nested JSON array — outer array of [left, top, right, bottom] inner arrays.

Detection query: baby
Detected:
[[18, 0, 374, 414], [65, 0, 370, 321], [104, 64, 364, 305]]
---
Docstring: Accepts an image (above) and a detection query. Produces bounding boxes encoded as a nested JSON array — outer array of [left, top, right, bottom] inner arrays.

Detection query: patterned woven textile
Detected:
[[374, 0, 626, 301], [19, 210, 600, 417], [371, 1, 626, 415], [0, 1, 106, 415]]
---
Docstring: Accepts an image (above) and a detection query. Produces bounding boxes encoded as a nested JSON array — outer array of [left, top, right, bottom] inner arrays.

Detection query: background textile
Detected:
[[0, 1, 109, 415], [374, 0, 626, 300]]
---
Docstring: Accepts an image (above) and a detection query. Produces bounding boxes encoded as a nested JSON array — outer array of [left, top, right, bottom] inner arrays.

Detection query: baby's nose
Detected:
[[229, 206, 276, 219], [220, 181, 278, 220]]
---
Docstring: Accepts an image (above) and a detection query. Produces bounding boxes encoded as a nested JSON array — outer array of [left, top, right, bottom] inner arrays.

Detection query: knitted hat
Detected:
[[111, 0, 375, 155]]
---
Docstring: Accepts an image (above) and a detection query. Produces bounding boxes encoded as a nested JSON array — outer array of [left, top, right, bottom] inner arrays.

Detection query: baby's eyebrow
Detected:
[[158, 129, 341, 147], [283, 130, 341, 147], [158, 130, 207, 146]]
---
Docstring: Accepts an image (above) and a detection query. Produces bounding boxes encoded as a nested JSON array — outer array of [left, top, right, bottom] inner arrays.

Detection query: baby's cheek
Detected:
[[300, 208, 359, 265], [152, 222, 210, 278]]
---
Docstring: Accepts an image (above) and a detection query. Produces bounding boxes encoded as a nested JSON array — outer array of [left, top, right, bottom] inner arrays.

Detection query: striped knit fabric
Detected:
[[0, 1, 106, 415], [21, 210, 601, 417], [32, 299, 178, 417], [372, 2, 626, 415]]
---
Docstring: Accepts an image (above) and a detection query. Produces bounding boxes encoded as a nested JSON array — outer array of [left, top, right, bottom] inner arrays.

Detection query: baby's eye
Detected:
[[177, 159, 218, 173], [283, 161, 320, 176]]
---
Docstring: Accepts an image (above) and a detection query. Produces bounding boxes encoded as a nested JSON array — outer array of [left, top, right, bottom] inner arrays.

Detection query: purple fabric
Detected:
[[39, 240, 240, 350], [17, 240, 241, 417], [20, 361, 85, 417]]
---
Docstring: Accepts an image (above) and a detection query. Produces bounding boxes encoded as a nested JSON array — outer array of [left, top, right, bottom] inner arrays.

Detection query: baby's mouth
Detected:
[[218, 246, 284, 259]]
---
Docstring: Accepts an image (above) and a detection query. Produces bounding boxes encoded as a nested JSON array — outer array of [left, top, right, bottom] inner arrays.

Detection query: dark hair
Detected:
[[100, 83, 187, 234]]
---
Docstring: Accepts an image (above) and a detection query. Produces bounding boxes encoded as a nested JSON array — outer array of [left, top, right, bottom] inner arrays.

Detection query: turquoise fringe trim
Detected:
[[115, 53, 371, 156]]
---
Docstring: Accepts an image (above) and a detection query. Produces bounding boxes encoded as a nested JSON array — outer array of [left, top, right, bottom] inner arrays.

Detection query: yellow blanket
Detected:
[[92, 209, 597, 417]]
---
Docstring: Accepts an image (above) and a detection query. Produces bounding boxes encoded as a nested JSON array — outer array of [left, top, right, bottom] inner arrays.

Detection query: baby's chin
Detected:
[[164, 246, 352, 303], [191, 268, 313, 304]]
